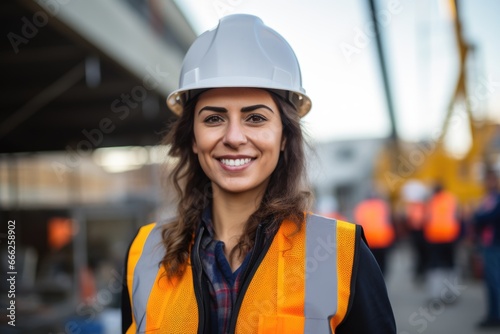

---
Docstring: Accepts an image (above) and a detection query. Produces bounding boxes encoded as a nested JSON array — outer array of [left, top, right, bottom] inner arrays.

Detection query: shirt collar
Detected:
[[200, 205, 216, 248], [199, 204, 274, 248]]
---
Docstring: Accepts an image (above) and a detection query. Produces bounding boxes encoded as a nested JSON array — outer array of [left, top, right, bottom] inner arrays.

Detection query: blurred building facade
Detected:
[[1, 1, 193, 332]]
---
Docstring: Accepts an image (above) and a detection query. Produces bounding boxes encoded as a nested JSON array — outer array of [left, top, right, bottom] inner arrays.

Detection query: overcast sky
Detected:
[[174, 0, 500, 157]]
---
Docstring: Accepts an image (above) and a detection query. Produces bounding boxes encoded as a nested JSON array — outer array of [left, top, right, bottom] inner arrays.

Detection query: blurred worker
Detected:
[[354, 193, 395, 275], [473, 168, 500, 329], [401, 180, 429, 282], [423, 183, 460, 299]]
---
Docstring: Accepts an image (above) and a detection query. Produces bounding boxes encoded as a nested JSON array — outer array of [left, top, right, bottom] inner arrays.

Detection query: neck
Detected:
[[211, 186, 265, 265]]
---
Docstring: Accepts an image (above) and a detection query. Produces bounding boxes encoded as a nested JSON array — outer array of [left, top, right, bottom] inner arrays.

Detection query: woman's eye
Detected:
[[247, 114, 267, 123], [204, 115, 224, 123]]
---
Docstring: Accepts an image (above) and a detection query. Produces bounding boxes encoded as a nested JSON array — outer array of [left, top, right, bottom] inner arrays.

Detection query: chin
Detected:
[[216, 180, 267, 196]]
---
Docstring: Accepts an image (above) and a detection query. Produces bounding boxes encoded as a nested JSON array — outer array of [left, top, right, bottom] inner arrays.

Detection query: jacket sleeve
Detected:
[[336, 237, 397, 333]]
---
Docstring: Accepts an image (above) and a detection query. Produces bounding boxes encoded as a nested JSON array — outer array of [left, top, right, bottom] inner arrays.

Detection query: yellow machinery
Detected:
[[374, 0, 498, 207]]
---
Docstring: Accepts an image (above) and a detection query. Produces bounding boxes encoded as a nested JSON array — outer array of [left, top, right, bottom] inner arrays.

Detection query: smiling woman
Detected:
[[121, 14, 396, 334]]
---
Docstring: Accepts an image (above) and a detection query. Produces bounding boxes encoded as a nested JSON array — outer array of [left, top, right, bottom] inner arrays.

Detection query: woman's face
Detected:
[[193, 88, 284, 197]]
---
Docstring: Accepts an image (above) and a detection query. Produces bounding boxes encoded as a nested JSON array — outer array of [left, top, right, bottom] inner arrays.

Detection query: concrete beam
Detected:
[[33, 0, 193, 96]]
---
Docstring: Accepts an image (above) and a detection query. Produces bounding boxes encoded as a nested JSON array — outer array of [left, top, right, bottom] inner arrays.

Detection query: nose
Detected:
[[222, 120, 247, 148]]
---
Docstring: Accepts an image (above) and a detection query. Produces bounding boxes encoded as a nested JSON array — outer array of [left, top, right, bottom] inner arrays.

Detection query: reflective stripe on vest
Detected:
[[126, 214, 358, 333], [305, 214, 338, 332], [133, 223, 163, 332], [127, 223, 199, 334], [126, 223, 156, 334]]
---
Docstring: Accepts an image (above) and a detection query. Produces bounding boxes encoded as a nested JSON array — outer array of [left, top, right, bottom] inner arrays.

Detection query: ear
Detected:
[[192, 140, 199, 154], [280, 136, 286, 151]]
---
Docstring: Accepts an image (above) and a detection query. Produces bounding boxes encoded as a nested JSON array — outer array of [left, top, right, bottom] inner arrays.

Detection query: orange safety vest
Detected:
[[423, 191, 460, 243], [125, 215, 360, 334], [354, 199, 395, 249], [405, 202, 426, 231]]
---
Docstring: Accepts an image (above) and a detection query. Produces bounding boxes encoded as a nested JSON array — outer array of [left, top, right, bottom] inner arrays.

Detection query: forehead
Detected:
[[195, 88, 277, 109]]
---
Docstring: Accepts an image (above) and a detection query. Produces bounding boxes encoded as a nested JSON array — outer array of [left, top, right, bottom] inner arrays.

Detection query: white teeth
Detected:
[[220, 158, 251, 167]]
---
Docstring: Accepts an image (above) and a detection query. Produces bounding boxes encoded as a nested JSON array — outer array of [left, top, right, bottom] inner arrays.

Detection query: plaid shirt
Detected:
[[200, 208, 252, 334]]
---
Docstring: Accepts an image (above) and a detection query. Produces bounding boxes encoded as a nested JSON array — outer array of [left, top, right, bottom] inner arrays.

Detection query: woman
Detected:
[[122, 14, 395, 334]]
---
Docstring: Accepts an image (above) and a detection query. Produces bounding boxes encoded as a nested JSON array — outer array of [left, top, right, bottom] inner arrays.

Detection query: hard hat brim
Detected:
[[167, 85, 311, 118]]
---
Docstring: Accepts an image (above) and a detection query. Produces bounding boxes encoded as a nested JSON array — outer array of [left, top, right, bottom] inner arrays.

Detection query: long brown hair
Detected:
[[160, 90, 311, 279]]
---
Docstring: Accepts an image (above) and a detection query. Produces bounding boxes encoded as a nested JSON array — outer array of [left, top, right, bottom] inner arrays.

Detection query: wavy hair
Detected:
[[160, 90, 312, 279]]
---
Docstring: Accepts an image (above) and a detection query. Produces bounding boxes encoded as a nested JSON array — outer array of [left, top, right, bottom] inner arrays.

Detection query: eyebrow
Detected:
[[241, 104, 274, 113], [198, 104, 274, 115]]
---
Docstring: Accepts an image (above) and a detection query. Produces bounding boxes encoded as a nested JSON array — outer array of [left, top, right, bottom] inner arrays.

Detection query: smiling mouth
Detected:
[[219, 158, 253, 167]]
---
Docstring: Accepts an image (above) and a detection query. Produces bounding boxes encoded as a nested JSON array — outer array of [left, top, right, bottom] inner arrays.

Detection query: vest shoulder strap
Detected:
[[127, 222, 199, 333], [331, 219, 360, 329], [125, 223, 157, 333]]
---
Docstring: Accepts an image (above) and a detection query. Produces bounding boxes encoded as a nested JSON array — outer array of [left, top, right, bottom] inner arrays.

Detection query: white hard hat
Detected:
[[167, 14, 312, 117]]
